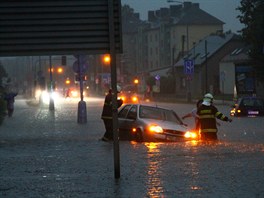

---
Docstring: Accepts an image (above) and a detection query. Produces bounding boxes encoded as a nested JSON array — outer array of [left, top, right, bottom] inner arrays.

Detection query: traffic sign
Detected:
[[184, 59, 194, 74], [72, 55, 88, 73]]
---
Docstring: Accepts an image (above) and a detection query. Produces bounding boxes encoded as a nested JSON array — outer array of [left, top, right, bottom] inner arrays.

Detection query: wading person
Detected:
[[101, 86, 123, 141], [197, 93, 232, 141]]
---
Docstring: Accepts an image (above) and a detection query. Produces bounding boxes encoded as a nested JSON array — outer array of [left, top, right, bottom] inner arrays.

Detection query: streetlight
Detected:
[[57, 67, 63, 74], [133, 77, 139, 93], [103, 54, 111, 64], [133, 78, 139, 85]]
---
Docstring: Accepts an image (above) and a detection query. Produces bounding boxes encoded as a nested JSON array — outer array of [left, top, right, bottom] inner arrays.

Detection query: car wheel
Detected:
[[134, 129, 143, 142]]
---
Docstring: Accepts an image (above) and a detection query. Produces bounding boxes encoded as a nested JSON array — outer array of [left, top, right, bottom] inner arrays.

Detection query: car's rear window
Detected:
[[242, 98, 264, 107]]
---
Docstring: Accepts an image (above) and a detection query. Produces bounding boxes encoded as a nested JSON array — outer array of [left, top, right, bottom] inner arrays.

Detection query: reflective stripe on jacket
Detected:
[[197, 104, 229, 133]]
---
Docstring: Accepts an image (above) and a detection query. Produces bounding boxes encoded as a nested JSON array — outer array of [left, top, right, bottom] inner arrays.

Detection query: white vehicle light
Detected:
[[184, 131, 197, 139], [149, 125, 163, 133]]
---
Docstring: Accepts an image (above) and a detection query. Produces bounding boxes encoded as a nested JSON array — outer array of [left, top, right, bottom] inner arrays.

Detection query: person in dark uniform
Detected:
[[197, 93, 232, 141], [4, 91, 18, 117], [101, 87, 123, 141]]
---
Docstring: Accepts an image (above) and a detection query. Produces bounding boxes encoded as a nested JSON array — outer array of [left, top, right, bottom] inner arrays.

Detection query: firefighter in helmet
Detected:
[[197, 93, 232, 141], [101, 85, 123, 141]]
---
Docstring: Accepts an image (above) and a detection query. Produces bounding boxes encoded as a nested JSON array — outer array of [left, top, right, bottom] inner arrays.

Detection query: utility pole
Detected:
[[205, 40, 208, 93], [172, 46, 176, 94]]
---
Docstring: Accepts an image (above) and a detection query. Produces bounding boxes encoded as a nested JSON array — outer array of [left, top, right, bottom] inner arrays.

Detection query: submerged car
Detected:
[[230, 96, 264, 117], [118, 104, 198, 142]]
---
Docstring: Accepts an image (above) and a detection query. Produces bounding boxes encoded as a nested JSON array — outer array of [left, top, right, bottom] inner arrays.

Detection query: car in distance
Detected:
[[230, 96, 264, 117], [118, 92, 139, 104], [118, 85, 139, 103], [118, 104, 198, 142]]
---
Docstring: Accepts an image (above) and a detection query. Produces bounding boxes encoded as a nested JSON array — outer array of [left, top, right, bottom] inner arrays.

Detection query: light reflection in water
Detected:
[[144, 142, 164, 197]]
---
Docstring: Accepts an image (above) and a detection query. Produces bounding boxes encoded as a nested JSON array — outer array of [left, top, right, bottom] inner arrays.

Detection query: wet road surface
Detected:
[[0, 97, 263, 197]]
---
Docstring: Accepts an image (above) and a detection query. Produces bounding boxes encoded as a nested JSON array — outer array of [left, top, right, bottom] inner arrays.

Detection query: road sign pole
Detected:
[[108, 0, 120, 179], [77, 55, 87, 124], [184, 59, 194, 102], [49, 56, 55, 111]]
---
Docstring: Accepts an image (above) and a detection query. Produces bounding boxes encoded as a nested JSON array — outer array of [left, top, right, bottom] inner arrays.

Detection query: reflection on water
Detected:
[[139, 140, 264, 197], [144, 142, 164, 197]]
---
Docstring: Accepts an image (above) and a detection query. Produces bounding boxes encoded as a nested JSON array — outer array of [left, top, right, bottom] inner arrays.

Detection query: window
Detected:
[[139, 106, 162, 120], [118, 105, 131, 118], [127, 106, 137, 119]]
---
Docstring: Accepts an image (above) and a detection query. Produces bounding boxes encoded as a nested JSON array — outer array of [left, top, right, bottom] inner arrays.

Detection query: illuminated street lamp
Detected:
[[133, 78, 139, 84], [57, 67, 63, 73], [134, 77, 139, 93], [103, 54, 111, 64]]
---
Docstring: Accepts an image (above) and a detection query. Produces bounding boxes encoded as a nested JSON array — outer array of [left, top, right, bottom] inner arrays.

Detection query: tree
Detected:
[[0, 61, 8, 87], [0, 61, 8, 125], [237, 0, 264, 81]]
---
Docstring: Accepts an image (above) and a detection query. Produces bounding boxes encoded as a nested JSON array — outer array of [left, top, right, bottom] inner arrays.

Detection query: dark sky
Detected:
[[122, 0, 244, 33]]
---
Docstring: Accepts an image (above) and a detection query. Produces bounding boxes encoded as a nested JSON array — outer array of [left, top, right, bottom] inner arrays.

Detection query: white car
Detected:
[[118, 104, 198, 142]]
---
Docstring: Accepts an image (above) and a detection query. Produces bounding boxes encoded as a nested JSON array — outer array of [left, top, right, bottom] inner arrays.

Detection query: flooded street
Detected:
[[0, 97, 263, 197]]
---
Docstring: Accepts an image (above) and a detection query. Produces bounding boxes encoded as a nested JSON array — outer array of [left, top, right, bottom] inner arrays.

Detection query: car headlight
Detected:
[[149, 125, 163, 133], [184, 131, 197, 139]]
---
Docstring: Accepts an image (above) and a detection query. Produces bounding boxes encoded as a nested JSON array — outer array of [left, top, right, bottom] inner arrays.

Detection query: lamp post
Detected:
[[205, 40, 208, 93], [172, 46, 176, 94], [49, 56, 54, 110]]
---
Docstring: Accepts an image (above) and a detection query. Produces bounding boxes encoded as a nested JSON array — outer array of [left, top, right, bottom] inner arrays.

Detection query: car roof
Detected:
[[239, 96, 264, 100], [123, 103, 173, 111]]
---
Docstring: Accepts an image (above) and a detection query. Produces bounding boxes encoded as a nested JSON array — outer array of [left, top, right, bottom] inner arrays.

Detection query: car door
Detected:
[[118, 105, 137, 140]]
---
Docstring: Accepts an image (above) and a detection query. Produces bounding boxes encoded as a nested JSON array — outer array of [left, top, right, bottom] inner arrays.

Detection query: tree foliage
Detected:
[[237, 0, 264, 80], [0, 61, 8, 87]]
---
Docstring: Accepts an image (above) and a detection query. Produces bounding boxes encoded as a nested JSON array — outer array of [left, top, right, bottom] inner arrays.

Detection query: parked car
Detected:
[[230, 96, 264, 117], [65, 87, 87, 99], [118, 104, 198, 142]]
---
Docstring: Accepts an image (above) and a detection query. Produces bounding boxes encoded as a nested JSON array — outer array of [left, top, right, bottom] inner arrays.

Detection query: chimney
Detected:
[[148, 11, 156, 22], [160, 8, 169, 18], [134, 13, 140, 20], [193, 3, 199, 9], [183, 2, 192, 9]]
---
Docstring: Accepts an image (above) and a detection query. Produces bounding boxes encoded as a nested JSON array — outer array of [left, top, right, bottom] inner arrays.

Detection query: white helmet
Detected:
[[203, 93, 213, 106], [204, 93, 213, 100]]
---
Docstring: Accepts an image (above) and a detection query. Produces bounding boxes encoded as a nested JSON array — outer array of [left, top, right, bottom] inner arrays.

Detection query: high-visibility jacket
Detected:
[[197, 104, 229, 133], [101, 93, 123, 120]]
